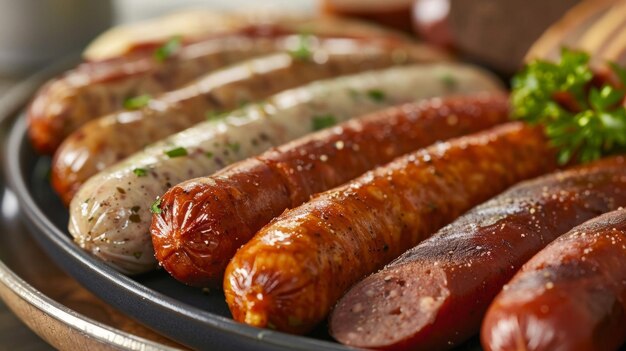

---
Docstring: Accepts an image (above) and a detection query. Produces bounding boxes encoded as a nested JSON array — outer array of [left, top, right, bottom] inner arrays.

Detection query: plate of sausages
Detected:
[[5, 4, 626, 351]]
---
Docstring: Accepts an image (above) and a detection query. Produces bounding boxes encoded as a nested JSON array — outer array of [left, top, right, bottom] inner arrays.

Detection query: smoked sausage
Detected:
[[152, 94, 510, 287], [224, 122, 556, 334], [330, 156, 626, 351], [481, 208, 626, 351]]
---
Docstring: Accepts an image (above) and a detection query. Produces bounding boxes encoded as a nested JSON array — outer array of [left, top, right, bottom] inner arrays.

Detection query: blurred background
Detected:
[[0, 0, 585, 77]]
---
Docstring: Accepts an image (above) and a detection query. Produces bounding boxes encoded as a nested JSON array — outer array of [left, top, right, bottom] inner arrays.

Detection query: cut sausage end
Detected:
[[330, 264, 450, 350]]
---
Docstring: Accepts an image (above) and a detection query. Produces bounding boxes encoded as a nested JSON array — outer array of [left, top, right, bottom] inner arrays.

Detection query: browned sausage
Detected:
[[330, 156, 626, 351], [28, 20, 438, 155], [50, 39, 444, 205], [223, 122, 556, 334], [481, 208, 626, 351], [151, 94, 510, 288]]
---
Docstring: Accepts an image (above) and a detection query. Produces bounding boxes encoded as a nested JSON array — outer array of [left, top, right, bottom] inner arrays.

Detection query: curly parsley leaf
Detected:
[[511, 48, 626, 164]]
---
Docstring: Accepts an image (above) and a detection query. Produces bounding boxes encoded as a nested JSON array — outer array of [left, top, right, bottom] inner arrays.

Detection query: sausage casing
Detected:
[[152, 94, 510, 287], [330, 156, 626, 351], [30, 18, 441, 154], [51, 39, 443, 205], [224, 122, 556, 334], [69, 63, 501, 275], [481, 208, 626, 351]]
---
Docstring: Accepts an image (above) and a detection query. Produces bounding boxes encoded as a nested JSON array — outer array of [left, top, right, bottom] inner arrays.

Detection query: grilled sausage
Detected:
[[152, 94, 510, 288], [69, 63, 501, 275], [29, 20, 439, 155], [330, 156, 626, 351], [481, 208, 626, 351], [224, 122, 557, 335], [51, 39, 444, 205]]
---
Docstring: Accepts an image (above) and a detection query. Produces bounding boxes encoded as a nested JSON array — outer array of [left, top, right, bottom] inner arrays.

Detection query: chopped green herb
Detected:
[[288, 34, 313, 61], [366, 89, 386, 103], [205, 151, 214, 159], [206, 110, 228, 121], [123, 94, 151, 110], [312, 114, 337, 131], [164, 146, 188, 158], [238, 100, 250, 108], [227, 142, 240, 153], [150, 197, 162, 214], [440, 73, 458, 90], [133, 251, 143, 259], [154, 36, 182, 62], [512, 48, 626, 164], [133, 168, 147, 177]]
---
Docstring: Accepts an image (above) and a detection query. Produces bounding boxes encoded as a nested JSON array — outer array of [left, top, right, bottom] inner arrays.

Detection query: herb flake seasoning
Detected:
[[123, 94, 151, 110], [150, 198, 162, 214], [288, 34, 313, 61], [366, 89, 386, 103], [154, 36, 182, 62], [440, 72, 458, 90], [164, 146, 188, 158], [133, 168, 147, 177], [312, 114, 337, 131]]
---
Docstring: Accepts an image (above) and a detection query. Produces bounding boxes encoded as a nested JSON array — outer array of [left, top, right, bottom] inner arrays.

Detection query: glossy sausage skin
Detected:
[[330, 156, 626, 351], [51, 39, 442, 205], [482, 208, 626, 351], [29, 21, 440, 154], [152, 94, 510, 288], [28, 34, 279, 155], [224, 122, 556, 334], [69, 63, 501, 275]]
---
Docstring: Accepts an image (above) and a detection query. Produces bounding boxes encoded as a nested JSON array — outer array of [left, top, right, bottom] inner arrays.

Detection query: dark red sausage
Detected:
[[330, 156, 626, 351], [151, 94, 510, 288], [224, 122, 556, 334], [481, 209, 626, 351]]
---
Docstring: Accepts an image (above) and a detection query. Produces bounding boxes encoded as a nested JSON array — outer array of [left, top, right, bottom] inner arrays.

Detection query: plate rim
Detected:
[[0, 56, 180, 351]]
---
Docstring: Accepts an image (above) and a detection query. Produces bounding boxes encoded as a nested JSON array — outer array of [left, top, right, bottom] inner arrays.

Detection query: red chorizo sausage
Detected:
[[223, 122, 556, 334], [151, 94, 510, 288], [481, 208, 626, 351], [330, 156, 626, 351]]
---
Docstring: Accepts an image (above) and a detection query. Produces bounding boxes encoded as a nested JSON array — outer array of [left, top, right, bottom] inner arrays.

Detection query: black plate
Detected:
[[2, 72, 486, 351]]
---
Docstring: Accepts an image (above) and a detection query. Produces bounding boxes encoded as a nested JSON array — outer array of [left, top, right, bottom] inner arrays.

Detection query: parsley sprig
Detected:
[[512, 48, 626, 164]]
